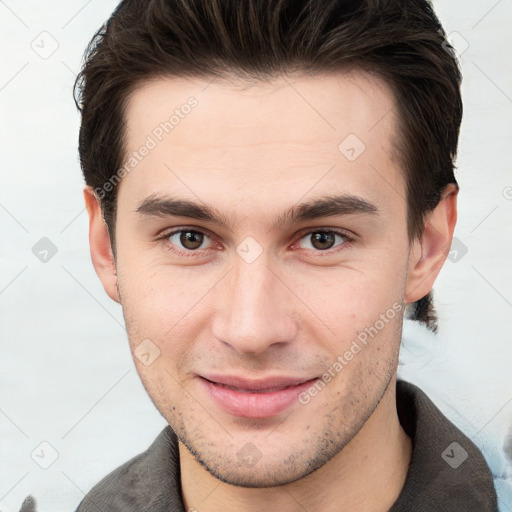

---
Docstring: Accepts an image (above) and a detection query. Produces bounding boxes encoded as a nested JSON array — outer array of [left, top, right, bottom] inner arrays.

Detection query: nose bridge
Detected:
[[212, 250, 296, 354]]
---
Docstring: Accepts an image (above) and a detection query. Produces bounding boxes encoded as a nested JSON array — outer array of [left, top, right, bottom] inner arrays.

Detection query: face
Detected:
[[112, 71, 412, 486]]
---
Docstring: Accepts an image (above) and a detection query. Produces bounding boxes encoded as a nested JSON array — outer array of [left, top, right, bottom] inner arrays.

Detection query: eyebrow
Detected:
[[135, 193, 378, 231]]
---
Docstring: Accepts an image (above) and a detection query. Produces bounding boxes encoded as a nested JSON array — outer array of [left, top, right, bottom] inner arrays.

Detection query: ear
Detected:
[[84, 187, 120, 303], [405, 183, 458, 304]]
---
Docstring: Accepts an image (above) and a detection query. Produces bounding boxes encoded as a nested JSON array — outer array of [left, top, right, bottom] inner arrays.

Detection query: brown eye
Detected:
[[296, 229, 350, 253], [162, 228, 218, 257], [178, 230, 204, 250], [310, 232, 336, 250]]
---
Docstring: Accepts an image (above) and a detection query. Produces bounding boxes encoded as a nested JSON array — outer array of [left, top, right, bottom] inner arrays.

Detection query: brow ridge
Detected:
[[135, 193, 379, 231]]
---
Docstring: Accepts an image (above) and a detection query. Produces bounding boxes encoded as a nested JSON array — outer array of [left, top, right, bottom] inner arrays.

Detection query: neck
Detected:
[[179, 376, 411, 512]]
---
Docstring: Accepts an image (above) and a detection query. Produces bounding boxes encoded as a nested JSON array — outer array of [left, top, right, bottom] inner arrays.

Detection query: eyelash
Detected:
[[157, 227, 354, 258]]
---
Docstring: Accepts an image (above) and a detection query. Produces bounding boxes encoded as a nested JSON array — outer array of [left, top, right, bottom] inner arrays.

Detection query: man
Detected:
[[69, 0, 497, 510]]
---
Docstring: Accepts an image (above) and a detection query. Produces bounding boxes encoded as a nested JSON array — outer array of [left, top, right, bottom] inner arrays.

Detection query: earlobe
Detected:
[[84, 187, 120, 303], [405, 184, 458, 304]]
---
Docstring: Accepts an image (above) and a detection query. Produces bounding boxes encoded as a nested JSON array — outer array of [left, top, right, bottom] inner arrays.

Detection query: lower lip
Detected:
[[199, 377, 318, 418]]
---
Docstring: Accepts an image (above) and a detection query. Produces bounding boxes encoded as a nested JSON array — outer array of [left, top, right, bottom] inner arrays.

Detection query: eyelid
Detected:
[[295, 226, 354, 241], [291, 227, 354, 252], [157, 226, 218, 254], [157, 226, 355, 257]]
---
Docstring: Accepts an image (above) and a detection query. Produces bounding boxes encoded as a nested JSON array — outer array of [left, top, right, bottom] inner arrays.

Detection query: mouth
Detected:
[[198, 374, 319, 418], [210, 381, 301, 393]]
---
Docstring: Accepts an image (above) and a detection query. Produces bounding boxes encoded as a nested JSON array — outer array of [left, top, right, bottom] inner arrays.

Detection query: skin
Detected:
[[85, 71, 457, 512]]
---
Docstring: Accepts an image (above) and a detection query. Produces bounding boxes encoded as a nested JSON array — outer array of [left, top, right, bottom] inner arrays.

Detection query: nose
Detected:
[[211, 251, 298, 355]]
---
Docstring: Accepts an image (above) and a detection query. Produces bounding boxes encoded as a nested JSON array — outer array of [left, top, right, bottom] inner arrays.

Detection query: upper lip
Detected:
[[200, 374, 316, 392]]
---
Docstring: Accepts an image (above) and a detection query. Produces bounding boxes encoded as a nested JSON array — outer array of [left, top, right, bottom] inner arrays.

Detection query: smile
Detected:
[[198, 375, 319, 418]]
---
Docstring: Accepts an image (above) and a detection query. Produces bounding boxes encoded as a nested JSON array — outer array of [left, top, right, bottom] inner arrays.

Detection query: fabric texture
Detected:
[[389, 380, 497, 511]]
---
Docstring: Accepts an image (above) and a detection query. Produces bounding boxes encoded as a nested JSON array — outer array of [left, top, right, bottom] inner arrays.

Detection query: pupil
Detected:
[[312, 232, 334, 250], [180, 231, 203, 249]]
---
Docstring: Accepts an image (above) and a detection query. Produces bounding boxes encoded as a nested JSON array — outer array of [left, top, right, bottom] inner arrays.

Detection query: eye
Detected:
[[158, 227, 353, 258], [165, 229, 216, 253], [296, 229, 352, 252]]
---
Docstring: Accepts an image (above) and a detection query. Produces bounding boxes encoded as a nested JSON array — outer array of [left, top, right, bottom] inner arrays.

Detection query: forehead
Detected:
[[119, 71, 403, 219]]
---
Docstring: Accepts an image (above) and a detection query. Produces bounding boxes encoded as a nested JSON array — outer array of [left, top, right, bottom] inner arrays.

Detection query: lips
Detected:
[[213, 382, 298, 393], [203, 374, 310, 391], [198, 374, 318, 418]]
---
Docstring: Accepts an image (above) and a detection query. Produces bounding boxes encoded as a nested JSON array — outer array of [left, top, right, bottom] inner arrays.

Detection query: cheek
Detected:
[[117, 255, 208, 322], [116, 258, 220, 374], [284, 260, 407, 334], [115, 231, 409, 358]]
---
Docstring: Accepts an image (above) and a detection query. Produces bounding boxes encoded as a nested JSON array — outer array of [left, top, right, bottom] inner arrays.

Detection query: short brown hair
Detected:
[[73, 0, 463, 332]]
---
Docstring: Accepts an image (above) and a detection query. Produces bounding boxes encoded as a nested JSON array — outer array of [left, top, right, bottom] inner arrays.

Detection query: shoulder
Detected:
[[392, 380, 498, 511], [75, 426, 184, 512]]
